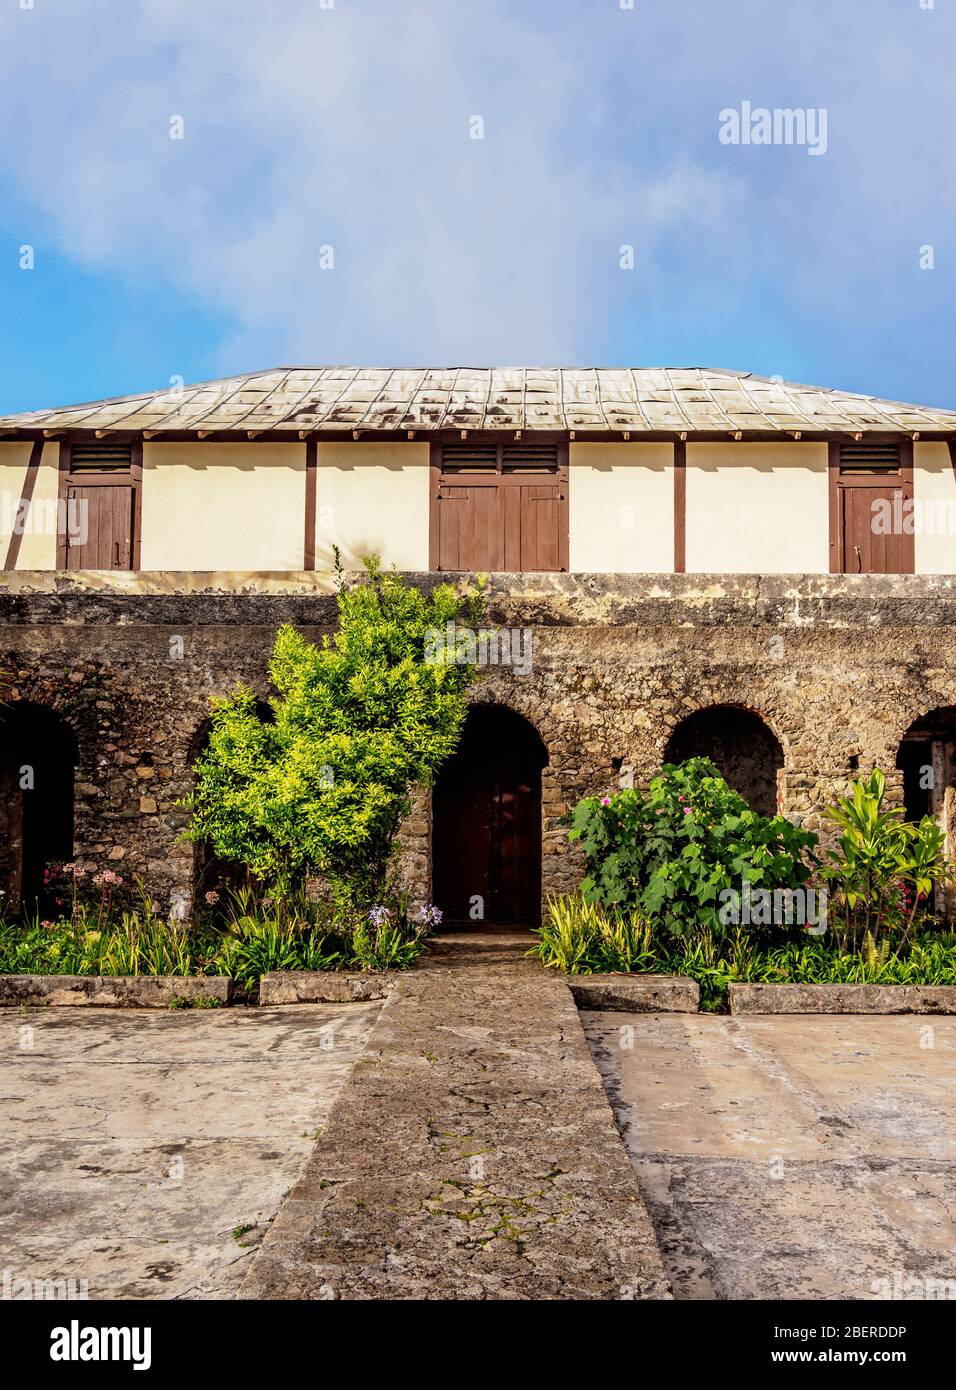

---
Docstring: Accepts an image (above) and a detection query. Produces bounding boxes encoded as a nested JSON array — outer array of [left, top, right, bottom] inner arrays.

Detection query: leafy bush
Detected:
[[820, 769, 949, 952], [184, 558, 483, 904], [567, 758, 817, 943]]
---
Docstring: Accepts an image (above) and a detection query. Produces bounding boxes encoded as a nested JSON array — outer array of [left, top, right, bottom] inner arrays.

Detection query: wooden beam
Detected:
[[3, 438, 43, 571], [673, 439, 686, 573], [303, 437, 317, 571], [828, 442, 841, 573]]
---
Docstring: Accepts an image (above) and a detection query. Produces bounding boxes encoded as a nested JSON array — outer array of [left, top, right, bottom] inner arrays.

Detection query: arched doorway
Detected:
[[0, 703, 78, 917], [663, 704, 784, 817], [897, 707, 956, 919], [432, 705, 547, 927]]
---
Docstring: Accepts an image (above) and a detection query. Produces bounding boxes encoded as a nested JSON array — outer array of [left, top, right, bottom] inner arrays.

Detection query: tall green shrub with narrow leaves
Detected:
[[185, 558, 483, 901]]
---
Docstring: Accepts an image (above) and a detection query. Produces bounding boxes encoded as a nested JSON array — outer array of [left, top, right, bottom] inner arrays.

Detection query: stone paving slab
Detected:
[[585, 1011, 956, 1299], [259, 971, 393, 1004], [0, 1003, 380, 1299], [0, 974, 232, 1008], [729, 982, 956, 1014], [241, 937, 671, 1300], [569, 974, 699, 1013]]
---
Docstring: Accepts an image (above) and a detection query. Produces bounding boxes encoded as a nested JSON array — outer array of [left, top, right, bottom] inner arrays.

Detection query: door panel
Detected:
[[432, 707, 545, 925], [66, 484, 134, 569], [841, 485, 907, 574], [438, 483, 499, 570], [433, 443, 568, 572]]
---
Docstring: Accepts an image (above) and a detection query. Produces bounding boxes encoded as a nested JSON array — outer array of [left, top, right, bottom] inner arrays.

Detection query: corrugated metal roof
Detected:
[[2, 367, 954, 437]]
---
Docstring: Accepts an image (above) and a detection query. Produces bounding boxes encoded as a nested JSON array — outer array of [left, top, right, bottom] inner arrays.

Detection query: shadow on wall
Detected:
[[663, 704, 785, 817]]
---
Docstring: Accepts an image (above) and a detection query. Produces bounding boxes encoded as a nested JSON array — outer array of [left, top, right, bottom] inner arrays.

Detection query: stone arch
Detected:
[[896, 706, 956, 920], [0, 701, 79, 917], [432, 702, 549, 927], [663, 702, 786, 817]]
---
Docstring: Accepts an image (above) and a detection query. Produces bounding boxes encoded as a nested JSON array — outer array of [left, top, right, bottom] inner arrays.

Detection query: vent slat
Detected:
[[440, 442, 560, 474], [440, 443, 498, 473], [839, 442, 901, 473], [70, 442, 133, 472]]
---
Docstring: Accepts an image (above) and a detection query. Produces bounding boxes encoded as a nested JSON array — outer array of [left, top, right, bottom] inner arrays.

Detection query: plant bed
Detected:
[[568, 973, 699, 1013], [728, 982, 956, 1015], [258, 970, 395, 1004], [0, 974, 232, 1009]]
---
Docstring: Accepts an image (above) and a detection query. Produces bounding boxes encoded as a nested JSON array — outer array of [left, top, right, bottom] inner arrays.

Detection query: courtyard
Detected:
[[586, 1011, 956, 1300], [4, 958, 956, 1301], [0, 1002, 380, 1299]]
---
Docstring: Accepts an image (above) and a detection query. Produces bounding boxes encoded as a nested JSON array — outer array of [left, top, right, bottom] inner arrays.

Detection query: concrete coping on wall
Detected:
[[568, 973, 700, 1013], [257, 971, 395, 1005], [0, 974, 232, 1008], [4, 570, 956, 632], [728, 982, 956, 1015]]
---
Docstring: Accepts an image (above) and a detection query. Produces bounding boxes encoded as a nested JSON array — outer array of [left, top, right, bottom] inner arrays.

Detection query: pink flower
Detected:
[[92, 869, 123, 889], [601, 797, 611, 806], [683, 807, 692, 815], [205, 890, 220, 906]]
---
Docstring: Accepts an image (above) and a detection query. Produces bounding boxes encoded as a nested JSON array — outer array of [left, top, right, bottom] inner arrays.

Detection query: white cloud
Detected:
[[0, 0, 742, 368]]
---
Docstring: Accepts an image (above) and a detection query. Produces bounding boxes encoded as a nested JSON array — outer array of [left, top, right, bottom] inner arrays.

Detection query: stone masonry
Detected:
[[1, 570, 955, 915]]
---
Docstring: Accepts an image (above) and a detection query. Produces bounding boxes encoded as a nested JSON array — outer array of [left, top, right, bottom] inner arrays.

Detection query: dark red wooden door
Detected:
[[432, 707, 545, 925]]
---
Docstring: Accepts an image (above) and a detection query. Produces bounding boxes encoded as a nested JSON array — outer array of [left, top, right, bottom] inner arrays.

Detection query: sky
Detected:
[[0, 0, 953, 415]]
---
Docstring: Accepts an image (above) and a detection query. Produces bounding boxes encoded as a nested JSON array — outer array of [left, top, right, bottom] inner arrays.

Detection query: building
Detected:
[[1, 366, 956, 923]]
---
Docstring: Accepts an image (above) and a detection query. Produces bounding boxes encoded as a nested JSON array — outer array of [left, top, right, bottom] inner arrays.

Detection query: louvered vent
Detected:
[[839, 442, 901, 474], [70, 441, 133, 473], [440, 443, 498, 473], [441, 442, 560, 474], [501, 443, 559, 474]]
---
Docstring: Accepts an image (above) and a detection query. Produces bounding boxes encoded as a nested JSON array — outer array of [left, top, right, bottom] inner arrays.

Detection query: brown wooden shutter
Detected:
[[829, 440, 914, 574], [59, 441, 140, 571], [431, 441, 568, 572]]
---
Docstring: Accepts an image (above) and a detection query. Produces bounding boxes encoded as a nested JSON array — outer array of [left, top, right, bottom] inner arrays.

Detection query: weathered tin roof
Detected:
[[3, 367, 955, 437]]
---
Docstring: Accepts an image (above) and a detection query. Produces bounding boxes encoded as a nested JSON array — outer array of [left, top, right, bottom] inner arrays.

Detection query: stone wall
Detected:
[[2, 570, 956, 916]]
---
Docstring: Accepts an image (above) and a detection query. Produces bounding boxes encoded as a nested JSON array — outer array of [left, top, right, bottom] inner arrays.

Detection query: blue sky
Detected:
[[0, 0, 953, 415]]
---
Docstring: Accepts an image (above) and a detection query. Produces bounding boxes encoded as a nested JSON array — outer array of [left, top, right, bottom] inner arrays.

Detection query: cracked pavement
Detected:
[[241, 935, 670, 1300]]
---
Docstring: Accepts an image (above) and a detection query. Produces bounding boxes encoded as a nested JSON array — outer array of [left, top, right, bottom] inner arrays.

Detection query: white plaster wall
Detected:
[[141, 442, 307, 571], [312, 442, 430, 570], [914, 442, 956, 574], [0, 441, 60, 569], [568, 442, 674, 572], [685, 443, 829, 573]]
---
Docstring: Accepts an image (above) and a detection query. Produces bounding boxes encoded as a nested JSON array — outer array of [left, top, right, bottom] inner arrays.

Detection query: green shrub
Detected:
[[184, 557, 483, 904], [821, 769, 950, 952], [566, 758, 817, 944], [531, 893, 956, 1010]]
